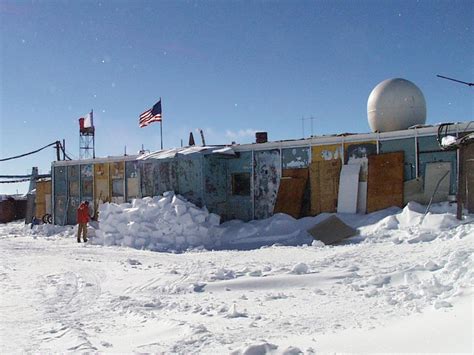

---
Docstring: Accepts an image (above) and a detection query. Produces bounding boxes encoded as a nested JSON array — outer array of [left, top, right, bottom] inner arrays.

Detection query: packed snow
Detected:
[[0, 195, 473, 353]]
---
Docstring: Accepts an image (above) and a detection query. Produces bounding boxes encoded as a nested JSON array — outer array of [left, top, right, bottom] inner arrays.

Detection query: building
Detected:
[[51, 121, 473, 225]]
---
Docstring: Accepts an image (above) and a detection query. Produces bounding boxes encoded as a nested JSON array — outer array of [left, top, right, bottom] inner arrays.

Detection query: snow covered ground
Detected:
[[0, 197, 473, 354]]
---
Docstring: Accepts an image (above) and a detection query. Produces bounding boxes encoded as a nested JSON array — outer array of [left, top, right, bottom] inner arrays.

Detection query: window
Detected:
[[232, 173, 251, 196]]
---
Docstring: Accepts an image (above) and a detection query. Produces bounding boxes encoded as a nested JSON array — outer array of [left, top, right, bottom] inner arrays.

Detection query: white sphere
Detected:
[[367, 78, 426, 132]]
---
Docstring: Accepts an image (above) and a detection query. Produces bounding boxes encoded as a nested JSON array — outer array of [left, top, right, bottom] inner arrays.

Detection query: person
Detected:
[[77, 200, 90, 242]]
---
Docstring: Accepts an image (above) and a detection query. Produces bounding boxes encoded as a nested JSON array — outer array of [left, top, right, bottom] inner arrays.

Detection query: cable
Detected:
[[0, 178, 30, 184], [0, 142, 57, 162]]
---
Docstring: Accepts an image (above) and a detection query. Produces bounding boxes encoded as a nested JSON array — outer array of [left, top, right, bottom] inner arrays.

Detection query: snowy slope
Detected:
[[0, 200, 472, 354]]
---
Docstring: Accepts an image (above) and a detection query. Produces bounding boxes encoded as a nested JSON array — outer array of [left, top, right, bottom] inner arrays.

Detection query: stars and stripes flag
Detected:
[[139, 99, 162, 128]]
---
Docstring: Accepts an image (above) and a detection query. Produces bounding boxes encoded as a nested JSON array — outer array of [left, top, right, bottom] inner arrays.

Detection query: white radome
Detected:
[[367, 78, 426, 132]]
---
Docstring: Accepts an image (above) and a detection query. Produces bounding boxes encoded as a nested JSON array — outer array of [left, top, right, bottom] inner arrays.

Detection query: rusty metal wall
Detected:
[[140, 162, 154, 197], [253, 149, 281, 220]]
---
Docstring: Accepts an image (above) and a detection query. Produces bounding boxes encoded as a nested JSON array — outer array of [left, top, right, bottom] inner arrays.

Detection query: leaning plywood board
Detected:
[[273, 176, 307, 218], [310, 160, 341, 215], [367, 152, 404, 213], [307, 215, 357, 245], [337, 164, 360, 214]]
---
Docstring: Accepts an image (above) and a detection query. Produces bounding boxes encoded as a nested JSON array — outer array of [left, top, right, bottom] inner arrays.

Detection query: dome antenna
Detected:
[[436, 75, 473, 87]]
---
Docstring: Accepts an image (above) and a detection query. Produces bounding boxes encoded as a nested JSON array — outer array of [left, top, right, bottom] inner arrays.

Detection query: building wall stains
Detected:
[[379, 138, 416, 181], [282, 147, 309, 169], [81, 164, 93, 200], [254, 149, 281, 220], [226, 151, 253, 221], [177, 156, 203, 207]]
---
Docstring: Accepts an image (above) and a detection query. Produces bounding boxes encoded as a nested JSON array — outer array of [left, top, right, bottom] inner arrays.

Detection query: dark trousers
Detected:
[[77, 223, 88, 241]]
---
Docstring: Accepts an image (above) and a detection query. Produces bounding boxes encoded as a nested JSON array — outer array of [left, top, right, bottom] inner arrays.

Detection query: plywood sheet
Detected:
[[367, 152, 404, 213], [337, 164, 361, 214], [273, 168, 308, 218], [310, 160, 341, 215]]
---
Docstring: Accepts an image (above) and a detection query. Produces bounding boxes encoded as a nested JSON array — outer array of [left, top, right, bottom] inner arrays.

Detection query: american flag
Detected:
[[139, 99, 162, 128]]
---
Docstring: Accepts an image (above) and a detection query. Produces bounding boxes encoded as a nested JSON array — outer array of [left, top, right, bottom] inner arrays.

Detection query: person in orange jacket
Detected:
[[77, 201, 90, 242]]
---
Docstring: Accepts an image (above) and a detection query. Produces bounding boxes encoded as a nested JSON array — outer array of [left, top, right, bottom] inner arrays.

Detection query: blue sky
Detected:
[[1, 0, 473, 194]]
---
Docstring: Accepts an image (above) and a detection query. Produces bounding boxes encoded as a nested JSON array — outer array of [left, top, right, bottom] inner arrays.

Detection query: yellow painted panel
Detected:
[[311, 144, 343, 162], [111, 161, 125, 179]]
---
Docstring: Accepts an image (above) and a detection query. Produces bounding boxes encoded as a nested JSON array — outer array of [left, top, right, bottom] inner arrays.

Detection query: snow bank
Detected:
[[93, 192, 221, 251]]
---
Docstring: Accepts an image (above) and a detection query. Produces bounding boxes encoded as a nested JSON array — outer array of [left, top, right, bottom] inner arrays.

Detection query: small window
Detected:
[[232, 173, 251, 196]]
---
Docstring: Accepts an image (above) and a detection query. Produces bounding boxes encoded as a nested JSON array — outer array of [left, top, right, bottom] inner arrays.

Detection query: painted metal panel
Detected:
[[125, 160, 140, 200], [54, 195, 68, 225], [80, 164, 93, 198], [140, 162, 154, 197], [379, 138, 416, 181], [94, 163, 110, 203], [177, 156, 203, 206], [226, 151, 253, 221], [53, 166, 67, 225], [54, 166, 67, 196], [67, 196, 80, 225], [254, 149, 281, 220], [154, 160, 178, 195], [418, 135, 457, 194], [111, 161, 125, 204], [67, 165, 80, 197], [203, 155, 228, 216], [282, 147, 309, 169], [311, 144, 343, 162]]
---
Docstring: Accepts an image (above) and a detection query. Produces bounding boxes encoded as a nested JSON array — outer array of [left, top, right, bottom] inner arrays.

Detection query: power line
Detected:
[[0, 142, 58, 162], [436, 75, 474, 87]]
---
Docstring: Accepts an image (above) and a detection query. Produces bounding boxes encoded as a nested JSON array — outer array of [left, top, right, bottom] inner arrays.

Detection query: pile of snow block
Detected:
[[93, 192, 221, 251]]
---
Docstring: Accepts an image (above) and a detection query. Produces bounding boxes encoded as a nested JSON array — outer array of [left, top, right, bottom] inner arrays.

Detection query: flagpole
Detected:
[[160, 97, 163, 150]]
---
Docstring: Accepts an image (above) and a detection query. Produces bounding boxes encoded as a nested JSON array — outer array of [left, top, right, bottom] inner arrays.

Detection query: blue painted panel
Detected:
[[418, 136, 457, 194], [380, 138, 417, 181], [282, 147, 309, 169], [226, 151, 253, 221], [177, 155, 203, 206], [54, 166, 67, 196], [203, 155, 228, 216], [254, 149, 281, 220]]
